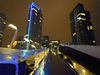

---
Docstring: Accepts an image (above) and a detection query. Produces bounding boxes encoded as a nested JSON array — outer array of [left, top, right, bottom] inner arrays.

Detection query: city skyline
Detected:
[[0, 0, 100, 47]]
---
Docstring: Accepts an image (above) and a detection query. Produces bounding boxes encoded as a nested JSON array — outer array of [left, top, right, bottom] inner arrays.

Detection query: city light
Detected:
[[31, 45, 36, 48], [24, 38, 29, 42], [7, 45, 10, 48], [77, 17, 81, 20], [82, 69, 85, 72], [8, 24, 17, 30]]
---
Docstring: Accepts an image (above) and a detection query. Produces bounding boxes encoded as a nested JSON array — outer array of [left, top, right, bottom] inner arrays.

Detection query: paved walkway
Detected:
[[48, 52, 67, 75]]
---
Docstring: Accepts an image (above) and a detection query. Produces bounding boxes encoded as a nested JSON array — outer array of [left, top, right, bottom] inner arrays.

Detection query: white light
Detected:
[[82, 69, 85, 72], [30, 40, 33, 42], [31, 45, 35, 48], [8, 24, 17, 29], [24, 38, 29, 42], [35, 42, 37, 44], [77, 17, 81, 20], [74, 63, 76, 65]]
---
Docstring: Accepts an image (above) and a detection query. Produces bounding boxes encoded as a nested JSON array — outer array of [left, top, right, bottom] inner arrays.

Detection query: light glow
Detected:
[[24, 38, 29, 42], [77, 17, 81, 20], [87, 26, 89, 30], [7, 45, 10, 48], [77, 13, 85, 17], [77, 17, 86, 21], [8, 24, 17, 30], [73, 32, 76, 36], [93, 41, 96, 43], [90, 26, 93, 30], [82, 69, 85, 72], [32, 2, 40, 10], [31, 45, 35, 48]]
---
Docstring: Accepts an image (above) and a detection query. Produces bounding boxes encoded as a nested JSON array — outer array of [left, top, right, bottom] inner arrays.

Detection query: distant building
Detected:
[[49, 40, 60, 53], [15, 35, 26, 49], [0, 12, 7, 47], [41, 36, 49, 49], [70, 3, 96, 45], [26, 2, 43, 48]]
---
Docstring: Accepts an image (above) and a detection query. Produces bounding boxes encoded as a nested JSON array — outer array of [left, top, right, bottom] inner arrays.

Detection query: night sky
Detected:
[[0, 0, 100, 47]]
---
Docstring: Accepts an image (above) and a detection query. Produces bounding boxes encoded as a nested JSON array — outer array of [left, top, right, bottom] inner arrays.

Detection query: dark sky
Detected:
[[0, 0, 100, 47]]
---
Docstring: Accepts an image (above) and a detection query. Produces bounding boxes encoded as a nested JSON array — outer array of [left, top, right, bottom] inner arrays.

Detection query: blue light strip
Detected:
[[32, 2, 40, 10], [27, 4, 33, 48]]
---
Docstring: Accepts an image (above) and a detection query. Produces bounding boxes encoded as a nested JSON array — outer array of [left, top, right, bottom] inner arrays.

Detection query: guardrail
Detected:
[[0, 47, 49, 75]]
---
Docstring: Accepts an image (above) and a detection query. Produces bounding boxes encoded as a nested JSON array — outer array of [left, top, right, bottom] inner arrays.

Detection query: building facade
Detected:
[[41, 36, 49, 49], [26, 2, 43, 48], [0, 12, 7, 47], [15, 35, 26, 49], [70, 3, 96, 45]]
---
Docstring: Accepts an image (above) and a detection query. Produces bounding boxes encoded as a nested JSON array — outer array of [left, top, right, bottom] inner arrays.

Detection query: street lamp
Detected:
[[8, 24, 19, 48]]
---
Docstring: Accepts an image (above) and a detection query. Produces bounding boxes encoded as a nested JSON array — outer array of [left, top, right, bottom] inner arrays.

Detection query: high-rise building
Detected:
[[26, 2, 43, 48], [41, 36, 49, 48], [0, 12, 7, 47], [70, 3, 96, 45]]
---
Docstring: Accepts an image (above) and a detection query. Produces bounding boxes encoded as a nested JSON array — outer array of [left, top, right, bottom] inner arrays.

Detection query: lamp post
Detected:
[[8, 24, 19, 48]]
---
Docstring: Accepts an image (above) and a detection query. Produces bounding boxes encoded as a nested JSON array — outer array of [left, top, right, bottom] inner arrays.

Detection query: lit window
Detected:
[[90, 26, 93, 30], [35, 13, 37, 16], [40, 17, 42, 19], [87, 26, 89, 30], [38, 35, 40, 37], [3, 22, 6, 24], [77, 17, 81, 20], [0, 34, 3, 36], [81, 18, 86, 20], [34, 22, 36, 24], [0, 40, 2, 42], [80, 21, 82, 23], [32, 8, 38, 12], [77, 13, 85, 17], [28, 20, 30, 21], [90, 41, 91, 43], [80, 24, 82, 26], [45, 40, 48, 41], [39, 20, 41, 23], [77, 17, 86, 21], [93, 41, 96, 43], [73, 33, 76, 36]]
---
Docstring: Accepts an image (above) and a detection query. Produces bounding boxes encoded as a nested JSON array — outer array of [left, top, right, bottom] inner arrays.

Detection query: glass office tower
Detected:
[[0, 12, 7, 47], [26, 2, 43, 48], [70, 3, 96, 45]]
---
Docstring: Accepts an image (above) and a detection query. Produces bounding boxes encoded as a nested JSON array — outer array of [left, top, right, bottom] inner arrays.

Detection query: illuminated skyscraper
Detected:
[[0, 13, 7, 47], [70, 3, 96, 45], [26, 2, 43, 48]]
